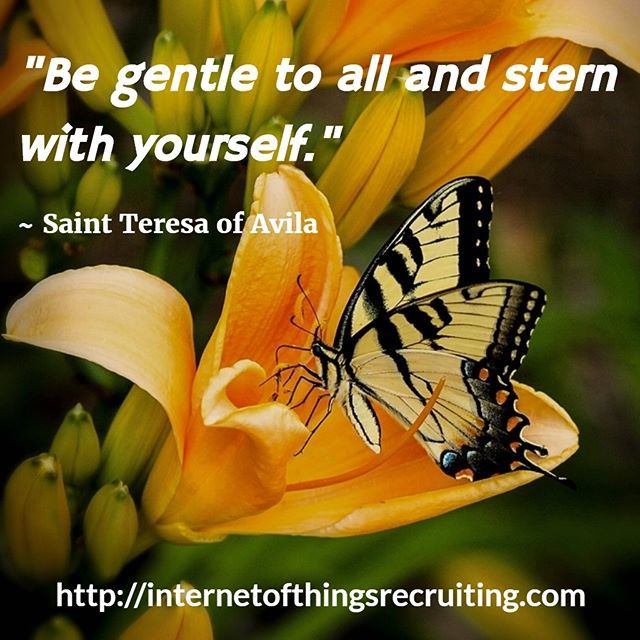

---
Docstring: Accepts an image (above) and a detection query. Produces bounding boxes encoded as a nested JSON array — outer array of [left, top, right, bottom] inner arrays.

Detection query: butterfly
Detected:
[[303, 176, 569, 485]]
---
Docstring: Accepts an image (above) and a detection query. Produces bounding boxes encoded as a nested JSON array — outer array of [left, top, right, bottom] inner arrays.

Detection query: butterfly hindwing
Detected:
[[335, 177, 493, 350]]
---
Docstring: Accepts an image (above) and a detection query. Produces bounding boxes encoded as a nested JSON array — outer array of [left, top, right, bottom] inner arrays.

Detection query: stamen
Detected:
[[286, 377, 446, 492]]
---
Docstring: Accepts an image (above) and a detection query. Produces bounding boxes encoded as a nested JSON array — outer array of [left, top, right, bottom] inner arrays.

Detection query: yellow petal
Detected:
[[317, 70, 425, 247], [400, 39, 591, 206], [295, 0, 348, 64], [5, 266, 195, 450], [193, 165, 342, 405], [198, 383, 578, 536], [317, 0, 640, 75], [145, 360, 308, 542]]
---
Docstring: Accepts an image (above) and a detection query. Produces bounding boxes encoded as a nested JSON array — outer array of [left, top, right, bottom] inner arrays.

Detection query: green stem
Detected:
[[144, 177, 181, 278]]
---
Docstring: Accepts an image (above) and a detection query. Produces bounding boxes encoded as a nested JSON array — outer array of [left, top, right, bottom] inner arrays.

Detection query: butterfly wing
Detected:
[[347, 281, 549, 479], [334, 176, 493, 351]]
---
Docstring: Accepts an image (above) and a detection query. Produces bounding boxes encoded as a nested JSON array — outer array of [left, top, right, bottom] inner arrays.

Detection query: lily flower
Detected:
[[4, 167, 577, 542]]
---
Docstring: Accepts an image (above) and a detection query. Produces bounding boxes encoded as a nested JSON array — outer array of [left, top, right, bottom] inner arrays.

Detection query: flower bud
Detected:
[[219, 0, 255, 53], [19, 88, 70, 203], [120, 582, 214, 640], [151, 31, 206, 138], [29, 0, 155, 136], [83, 481, 138, 582], [99, 386, 171, 494], [244, 115, 292, 210], [317, 68, 425, 247], [32, 616, 83, 640], [227, 0, 294, 135], [50, 403, 101, 487], [3, 454, 71, 582], [19, 241, 48, 282], [159, 0, 214, 65]]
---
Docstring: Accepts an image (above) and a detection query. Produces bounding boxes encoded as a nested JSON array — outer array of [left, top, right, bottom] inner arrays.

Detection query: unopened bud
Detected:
[[317, 68, 425, 247], [74, 160, 122, 219], [99, 386, 170, 494], [32, 615, 83, 640], [4, 454, 71, 582], [151, 31, 205, 138], [227, 0, 293, 135], [50, 403, 101, 487], [84, 481, 138, 582], [219, 0, 256, 54]]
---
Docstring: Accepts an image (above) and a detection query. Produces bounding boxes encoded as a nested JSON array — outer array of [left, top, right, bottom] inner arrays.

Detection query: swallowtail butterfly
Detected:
[[297, 177, 569, 484]]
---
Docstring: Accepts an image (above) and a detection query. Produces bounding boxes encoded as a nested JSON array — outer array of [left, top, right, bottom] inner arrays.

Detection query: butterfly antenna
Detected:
[[289, 315, 316, 338], [296, 274, 322, 340]]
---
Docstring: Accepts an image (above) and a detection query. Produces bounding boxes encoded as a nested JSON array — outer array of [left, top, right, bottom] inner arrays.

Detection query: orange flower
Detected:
[[312, 0, 639, 75], [4, 166, 577, 542]]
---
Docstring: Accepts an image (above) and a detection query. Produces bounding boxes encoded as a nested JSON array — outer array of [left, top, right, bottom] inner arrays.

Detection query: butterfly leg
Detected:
[[288, 376, 322, 409], [296, 394, 335, 455]]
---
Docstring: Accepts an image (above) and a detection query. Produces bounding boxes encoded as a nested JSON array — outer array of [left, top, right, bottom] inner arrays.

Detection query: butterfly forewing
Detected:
[[335, 177, 493, 350]]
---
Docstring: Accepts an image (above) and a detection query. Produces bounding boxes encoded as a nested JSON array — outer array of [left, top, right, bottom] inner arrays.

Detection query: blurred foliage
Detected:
[[1, 3, 639, 639]]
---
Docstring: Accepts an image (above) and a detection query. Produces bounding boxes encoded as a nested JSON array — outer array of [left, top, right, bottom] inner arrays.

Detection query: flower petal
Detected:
[[120, 581, 214, 640], [5, 266, 195, 449], [193, 166, 342, 405], [198, 383, 578, 536], [400, 39, 591, 206], [145, 360, 309, 541], [0, 38, 52, 116], [317, 0, 639, 75]]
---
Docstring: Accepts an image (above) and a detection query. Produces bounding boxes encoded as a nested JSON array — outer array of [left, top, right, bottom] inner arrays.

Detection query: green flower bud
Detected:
[[151, 31, 206, 139], [19, 242, 48, 282], [227, 0, 294, 135], [317, 68, 426, 247], [3, 454, 71, 583], [50, 403, 101, 487], [160, 0, 214, 65], [30, 0, 155, 136], [32, 616, 83, 640], [74, 160, 122, 219], [219, 0, 256, 53], [99, 386, 170, 494], [84, 481, 138, 582], [20, 89, 70, 201]]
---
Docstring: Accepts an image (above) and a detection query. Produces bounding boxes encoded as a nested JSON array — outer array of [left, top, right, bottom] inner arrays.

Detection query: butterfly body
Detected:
[[308, 176, 565, 483]]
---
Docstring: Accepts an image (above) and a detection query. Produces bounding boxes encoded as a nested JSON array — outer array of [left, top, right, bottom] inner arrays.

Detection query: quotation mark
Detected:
[[323, 125, 343, 140], [303, 125, 344, 162], [26, 55, 47, 70]]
